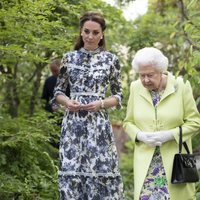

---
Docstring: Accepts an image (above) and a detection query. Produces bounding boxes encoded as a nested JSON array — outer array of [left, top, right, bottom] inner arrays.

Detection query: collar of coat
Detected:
[[138, 71, 179, 105]]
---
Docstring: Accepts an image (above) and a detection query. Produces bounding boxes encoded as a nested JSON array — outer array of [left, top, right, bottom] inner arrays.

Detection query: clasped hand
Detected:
[[137, 130, 173, 147], [66, 99, 101, 112]]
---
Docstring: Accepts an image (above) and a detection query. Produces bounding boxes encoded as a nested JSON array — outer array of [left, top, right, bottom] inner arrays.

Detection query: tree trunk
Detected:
[[5, 63, 20, 118], [29, 63, 43, 117], [155, 0, 166, 16]]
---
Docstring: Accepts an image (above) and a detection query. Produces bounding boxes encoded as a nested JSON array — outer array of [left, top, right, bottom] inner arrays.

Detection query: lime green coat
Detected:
[[123, 72, 200, 200]]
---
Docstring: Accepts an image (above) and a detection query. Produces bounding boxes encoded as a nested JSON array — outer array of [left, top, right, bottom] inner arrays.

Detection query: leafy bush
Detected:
[[0, 112, 60, 199], [119, 141, 134, 200]]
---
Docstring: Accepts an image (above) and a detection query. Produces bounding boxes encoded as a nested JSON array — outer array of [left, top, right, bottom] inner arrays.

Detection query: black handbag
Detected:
[[171, 126, 199, 184]]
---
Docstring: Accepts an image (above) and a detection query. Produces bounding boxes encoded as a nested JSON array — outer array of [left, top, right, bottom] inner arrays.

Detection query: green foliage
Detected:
[[123, 0, 200, 104], [0, 0, 133, 117], [193, 133, 200, 150], [0, 111, 60, 199], [120, 141, 134, 200]]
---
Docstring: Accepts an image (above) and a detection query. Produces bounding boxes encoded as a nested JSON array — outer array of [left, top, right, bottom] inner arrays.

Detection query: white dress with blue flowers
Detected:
[[53, 47, 124, 200]]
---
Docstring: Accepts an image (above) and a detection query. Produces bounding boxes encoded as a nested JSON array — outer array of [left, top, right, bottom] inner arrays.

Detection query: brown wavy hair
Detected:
[[74, 11, 106, 50]]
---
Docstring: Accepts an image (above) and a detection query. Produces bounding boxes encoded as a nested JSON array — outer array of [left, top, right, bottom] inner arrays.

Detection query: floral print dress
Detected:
[[53, 47, 124, 200], [139, 91, 170, 200]]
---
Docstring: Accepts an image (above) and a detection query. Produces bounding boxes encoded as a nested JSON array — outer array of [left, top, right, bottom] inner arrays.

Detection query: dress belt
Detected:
[[70, 92, 104, 97]]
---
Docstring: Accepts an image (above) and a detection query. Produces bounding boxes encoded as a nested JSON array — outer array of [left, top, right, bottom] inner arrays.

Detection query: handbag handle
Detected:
[[179, 126, 190, 154]]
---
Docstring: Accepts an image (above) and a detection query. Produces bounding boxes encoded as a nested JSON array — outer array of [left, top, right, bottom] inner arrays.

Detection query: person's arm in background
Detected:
[[41, 79, 48, 101], [41, 78, 53, 112]]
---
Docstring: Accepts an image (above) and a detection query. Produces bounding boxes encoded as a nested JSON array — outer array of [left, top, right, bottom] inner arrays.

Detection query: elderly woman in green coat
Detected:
[[123, 47, 200, 200]]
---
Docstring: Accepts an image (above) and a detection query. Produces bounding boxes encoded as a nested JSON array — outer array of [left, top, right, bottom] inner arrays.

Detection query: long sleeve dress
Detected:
[[53, 47, 124, 200]]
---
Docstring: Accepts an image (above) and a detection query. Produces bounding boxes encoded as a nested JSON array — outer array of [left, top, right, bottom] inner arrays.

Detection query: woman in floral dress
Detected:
[[52, 11, 124, 200], [123, 47, 200, 200]]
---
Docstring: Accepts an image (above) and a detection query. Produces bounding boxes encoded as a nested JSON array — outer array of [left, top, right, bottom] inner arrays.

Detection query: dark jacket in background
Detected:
[[42, 75, 70, 112]]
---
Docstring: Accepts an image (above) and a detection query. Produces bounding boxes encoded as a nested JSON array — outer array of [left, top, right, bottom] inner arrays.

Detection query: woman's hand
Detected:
[[65, 99, 81, 112], [150, 130, 174, 144], [137, 131, 162, 146], [137, 130, 174, 146], [80, 100, 101, 112]]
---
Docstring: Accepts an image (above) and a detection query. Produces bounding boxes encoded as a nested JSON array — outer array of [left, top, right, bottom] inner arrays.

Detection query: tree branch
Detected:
[[177, 0, 200, 50]]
